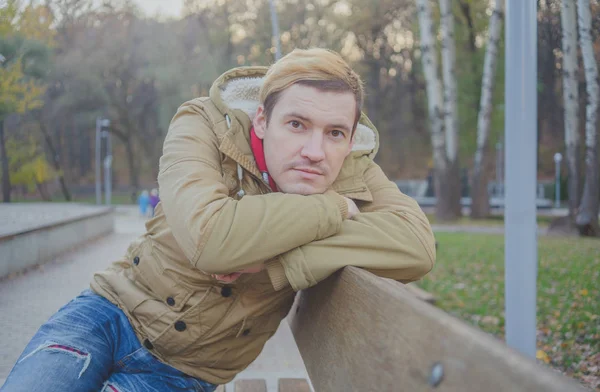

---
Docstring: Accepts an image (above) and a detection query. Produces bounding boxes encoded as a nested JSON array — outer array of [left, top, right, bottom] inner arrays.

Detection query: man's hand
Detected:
[[212, 264, 265, 283], [344, 196, 360, 219]]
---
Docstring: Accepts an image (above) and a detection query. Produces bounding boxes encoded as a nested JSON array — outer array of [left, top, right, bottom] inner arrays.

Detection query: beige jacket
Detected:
[[90, 66, 436, 385]]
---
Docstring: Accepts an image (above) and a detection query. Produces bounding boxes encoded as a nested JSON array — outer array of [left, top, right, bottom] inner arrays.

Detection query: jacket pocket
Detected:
[[227, 310, 285, 339], [131, 240, 194, 312], [146, 285, 227, 357]]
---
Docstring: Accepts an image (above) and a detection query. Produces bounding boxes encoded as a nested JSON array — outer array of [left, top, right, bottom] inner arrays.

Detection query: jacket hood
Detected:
[[208, 66, 380, 159]]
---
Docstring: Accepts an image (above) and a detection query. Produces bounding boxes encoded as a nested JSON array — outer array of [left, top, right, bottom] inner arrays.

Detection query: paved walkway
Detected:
[[0, 208, 312, 391]]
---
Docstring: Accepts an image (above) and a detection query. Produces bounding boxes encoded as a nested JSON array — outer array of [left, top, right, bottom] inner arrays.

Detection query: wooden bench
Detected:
[[285, 266, 589, 391], [215, 378, 311, 392]]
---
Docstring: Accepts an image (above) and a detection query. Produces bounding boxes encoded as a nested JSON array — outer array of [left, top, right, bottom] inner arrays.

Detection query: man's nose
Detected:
[[301, 132, 326, 162]]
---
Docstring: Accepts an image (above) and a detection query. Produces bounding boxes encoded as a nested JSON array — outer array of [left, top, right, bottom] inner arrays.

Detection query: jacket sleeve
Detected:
[[265, 159, 436, 291], [158, 99, 349, 274]]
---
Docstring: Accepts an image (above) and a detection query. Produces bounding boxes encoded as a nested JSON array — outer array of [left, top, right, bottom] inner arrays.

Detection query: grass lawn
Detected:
[[10, 192, 135, 205], [417, 232, 599, 390], [425, 213, 556, 228]]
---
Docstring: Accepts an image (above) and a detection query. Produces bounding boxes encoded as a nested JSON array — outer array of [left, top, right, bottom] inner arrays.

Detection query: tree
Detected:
[[439, 0, 460, 219], [416, 0, 461, 221], [0, 1, 51, 202], [7, 133, 56, 201], [560, 0, 580, 224], [575, 0, 599, 236], [471, 0, 504, 219]]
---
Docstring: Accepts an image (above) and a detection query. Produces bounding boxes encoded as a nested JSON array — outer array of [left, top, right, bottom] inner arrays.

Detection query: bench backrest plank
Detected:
[[287, 266, 588, 392]]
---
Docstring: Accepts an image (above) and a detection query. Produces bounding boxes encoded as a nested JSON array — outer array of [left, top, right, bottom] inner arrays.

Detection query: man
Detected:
[[1, 48, 435, 391]]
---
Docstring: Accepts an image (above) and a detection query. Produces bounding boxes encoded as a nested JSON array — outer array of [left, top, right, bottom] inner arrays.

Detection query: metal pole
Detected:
[[95, 117, 102, 205], [504, 0, 538, 359], [104, 130, 112, 206], [499, 143, 504, 192], [554, 152, 562, 208], [496, 143, 501, 196], [269, 0, 282, 60]]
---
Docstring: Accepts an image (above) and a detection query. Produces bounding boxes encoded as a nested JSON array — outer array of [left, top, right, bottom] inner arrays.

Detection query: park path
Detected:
[[0, 207, 311, 392]]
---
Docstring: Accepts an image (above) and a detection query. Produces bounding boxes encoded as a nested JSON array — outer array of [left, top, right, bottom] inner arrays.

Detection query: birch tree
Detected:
[[416, 0, 460, 221], [575, 0, 599, 236], [471, 0, 504, 219], [439, 0, 461, 218], [560, 0, 580, 223]]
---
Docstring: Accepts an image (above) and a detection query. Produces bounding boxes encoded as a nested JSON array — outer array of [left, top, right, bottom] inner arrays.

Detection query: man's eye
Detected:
[[331, 130, 345, 138], [290, 120, 301, 128]]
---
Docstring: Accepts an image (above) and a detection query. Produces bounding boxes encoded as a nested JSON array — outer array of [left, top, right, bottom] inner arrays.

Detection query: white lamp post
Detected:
[[553, 152, 563, 209]]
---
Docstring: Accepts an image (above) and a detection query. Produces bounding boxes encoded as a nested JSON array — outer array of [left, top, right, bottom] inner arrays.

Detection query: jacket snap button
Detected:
[[174, 321, 187, 332], [166, 297, 175, 306], [221, 287, 232, 297], [133, 256, 140, 265], [143, 339, 154, 350], [242, 328, 251, 336]]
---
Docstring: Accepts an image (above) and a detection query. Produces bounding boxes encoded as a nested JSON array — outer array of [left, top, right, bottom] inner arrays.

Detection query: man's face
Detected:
[[253, 84, 355, 195]]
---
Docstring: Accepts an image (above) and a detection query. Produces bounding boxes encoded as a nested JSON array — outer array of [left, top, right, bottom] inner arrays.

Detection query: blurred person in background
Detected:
[[149, 188, 160, 217], [137, 190, 150, 217]]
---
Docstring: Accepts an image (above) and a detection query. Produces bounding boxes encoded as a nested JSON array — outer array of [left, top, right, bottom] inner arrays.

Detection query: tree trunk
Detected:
[[0, 119, 11, 203], [575, 0, 599, 237], [439, 0, 461, 218], [366, 58, 381, 124], [124, 137, 140, 200], [34, 180, 52, 201], [560, 0, 581, 225], [39, 117, 72, 201], [416, 0, 452, 221], [435, 160, 461, 221], [471, 0, 504, 219]]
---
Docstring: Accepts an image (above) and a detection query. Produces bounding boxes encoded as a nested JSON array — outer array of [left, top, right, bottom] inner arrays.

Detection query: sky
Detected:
[[134, 0, 184, 19]]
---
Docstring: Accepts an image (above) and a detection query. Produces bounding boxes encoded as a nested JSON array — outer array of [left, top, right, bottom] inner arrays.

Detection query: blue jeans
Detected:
[[1, 290, 218, 392]]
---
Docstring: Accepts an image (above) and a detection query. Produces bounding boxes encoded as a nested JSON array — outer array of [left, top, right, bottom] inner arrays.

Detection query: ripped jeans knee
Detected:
[[18, 341, 92, 379]]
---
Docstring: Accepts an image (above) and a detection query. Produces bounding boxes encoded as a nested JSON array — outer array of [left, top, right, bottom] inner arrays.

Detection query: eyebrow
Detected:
[[283, 112, 352, 133]]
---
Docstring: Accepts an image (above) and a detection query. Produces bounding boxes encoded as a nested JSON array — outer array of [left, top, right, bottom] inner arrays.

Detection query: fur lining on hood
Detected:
[[219, 76, 377, 153]]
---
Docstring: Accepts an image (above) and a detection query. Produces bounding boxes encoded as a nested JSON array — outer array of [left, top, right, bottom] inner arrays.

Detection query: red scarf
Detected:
[[250, 127, 278, 192]]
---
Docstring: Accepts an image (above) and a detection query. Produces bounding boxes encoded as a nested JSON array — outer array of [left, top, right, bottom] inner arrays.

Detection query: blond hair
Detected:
[[260, 48, 364, 130]]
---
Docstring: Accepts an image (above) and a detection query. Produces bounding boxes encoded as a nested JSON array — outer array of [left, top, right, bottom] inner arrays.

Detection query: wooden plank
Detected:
[[278, 378, 311, 392], [406, 282, 437, 304], [234, 379, 267, 392], [288, 266, 588, 392]]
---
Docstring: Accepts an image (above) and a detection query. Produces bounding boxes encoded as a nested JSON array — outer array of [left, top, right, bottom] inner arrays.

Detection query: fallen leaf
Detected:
[[482, 315, 500, 325], [537, 350, 551, 364]]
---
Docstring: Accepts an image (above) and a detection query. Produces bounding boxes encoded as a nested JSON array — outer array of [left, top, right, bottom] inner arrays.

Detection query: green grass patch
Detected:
[[425, 214, 555, 227], [10, 192, 135, 205], [418, 232, 599, 387]]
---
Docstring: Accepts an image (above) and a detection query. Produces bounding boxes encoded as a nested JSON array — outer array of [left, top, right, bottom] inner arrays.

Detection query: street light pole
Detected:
[[103, 126, 112, 206], [269, 0, 282, 60], [554, 152, 562, 208], [95, 118, 102, 205], [496, 142, 503, 197], [95, 118, 111, 205], [504, 0, 538, 359]]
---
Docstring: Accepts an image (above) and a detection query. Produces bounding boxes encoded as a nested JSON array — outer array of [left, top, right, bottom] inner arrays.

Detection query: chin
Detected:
[[279, 182, 326, 196]]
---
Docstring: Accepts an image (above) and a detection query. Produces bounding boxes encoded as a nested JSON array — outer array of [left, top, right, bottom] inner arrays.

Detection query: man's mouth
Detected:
[[293, 167, 324, 175]]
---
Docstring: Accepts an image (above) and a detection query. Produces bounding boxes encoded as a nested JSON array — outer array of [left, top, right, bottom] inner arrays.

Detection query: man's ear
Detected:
[[346, 134, 355, 157], [253, 105, 267, 140]]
